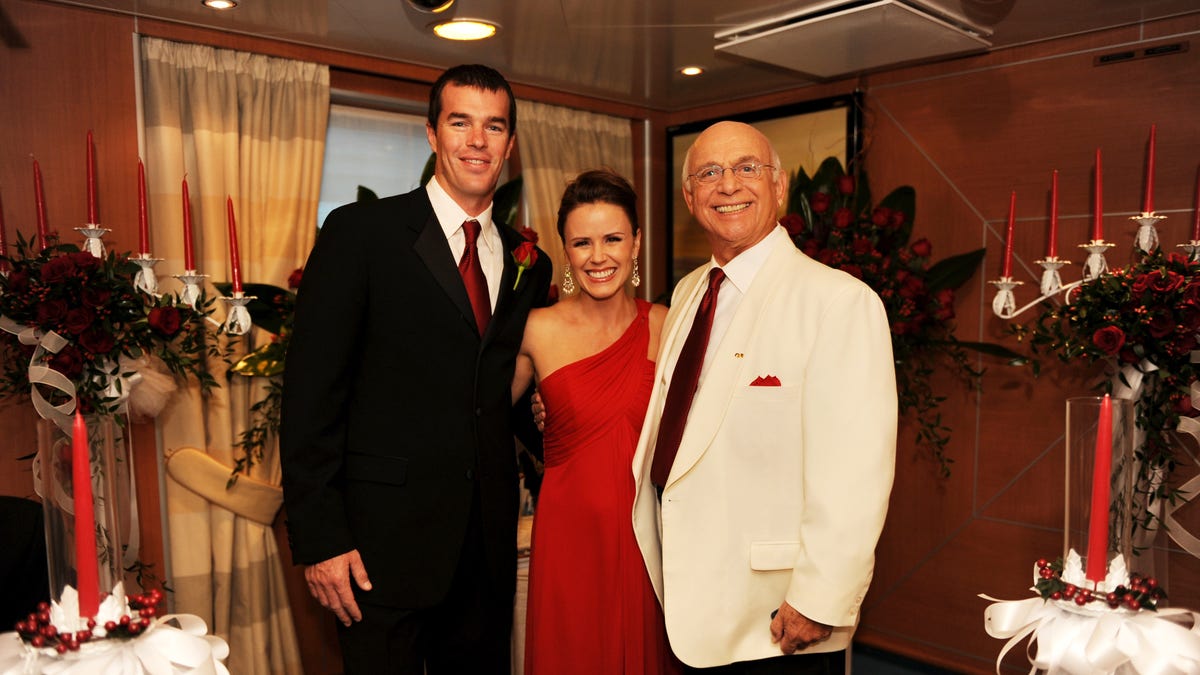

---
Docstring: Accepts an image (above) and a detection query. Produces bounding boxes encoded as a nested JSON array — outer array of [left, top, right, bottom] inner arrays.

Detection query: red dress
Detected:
[[525, 299, 675, 674]]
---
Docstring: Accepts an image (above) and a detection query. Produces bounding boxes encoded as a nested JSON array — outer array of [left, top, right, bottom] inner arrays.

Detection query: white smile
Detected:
[[586, 268, 616, 280], [715, 203, 750, 214]]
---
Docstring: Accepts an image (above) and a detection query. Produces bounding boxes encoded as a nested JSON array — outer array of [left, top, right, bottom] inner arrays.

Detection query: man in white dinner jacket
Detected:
[[631, 121, 898, 674]]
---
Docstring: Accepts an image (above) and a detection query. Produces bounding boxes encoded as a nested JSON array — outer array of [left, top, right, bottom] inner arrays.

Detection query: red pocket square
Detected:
[[750, 375, 781, 386]]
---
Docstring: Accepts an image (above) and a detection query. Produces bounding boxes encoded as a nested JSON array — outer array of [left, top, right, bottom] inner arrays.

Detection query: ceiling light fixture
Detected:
[[201, 0, 237, 9], [680, 66, 704, 76], [432, 19, 499, 41], [407, 0, 455, 12]]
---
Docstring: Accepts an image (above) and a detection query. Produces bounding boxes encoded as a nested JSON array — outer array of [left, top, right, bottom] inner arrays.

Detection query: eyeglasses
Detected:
[[688, 162, 775, 184]]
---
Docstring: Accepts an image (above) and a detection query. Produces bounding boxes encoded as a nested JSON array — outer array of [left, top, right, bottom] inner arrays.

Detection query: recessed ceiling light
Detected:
[[432, 19, 499, 41], [201, 0, 237, 9], [680, 66, 704, 76]]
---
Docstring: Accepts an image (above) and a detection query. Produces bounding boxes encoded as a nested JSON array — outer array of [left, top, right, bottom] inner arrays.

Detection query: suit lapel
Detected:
[[483, 226, 520, 345], [666, 236, 794, 487], [412, 208, 479, 335]]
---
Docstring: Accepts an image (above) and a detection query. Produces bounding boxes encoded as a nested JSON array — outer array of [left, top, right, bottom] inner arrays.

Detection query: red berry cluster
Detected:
[[1034, 558, 1166, 611], [13, 588, 165, 653]]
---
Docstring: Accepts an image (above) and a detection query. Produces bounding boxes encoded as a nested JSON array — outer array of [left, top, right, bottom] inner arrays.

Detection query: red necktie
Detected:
[[459, 219, 491, 335], [651, 267, 726, 488]]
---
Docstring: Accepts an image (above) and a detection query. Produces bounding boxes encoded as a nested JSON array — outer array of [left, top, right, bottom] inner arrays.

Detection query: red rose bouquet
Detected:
[[1028, 249, 1200, 504], [787, 157, 1021, 476], [0, 234, 217, 417]]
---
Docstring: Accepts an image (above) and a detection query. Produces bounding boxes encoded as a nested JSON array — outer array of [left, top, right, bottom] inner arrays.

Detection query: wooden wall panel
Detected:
[[856, 15, 1200, 673]]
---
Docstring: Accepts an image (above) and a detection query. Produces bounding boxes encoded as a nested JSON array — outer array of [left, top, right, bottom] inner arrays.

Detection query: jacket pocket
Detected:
[[749, 541, 801, 571], [345, 453, 408, 486]]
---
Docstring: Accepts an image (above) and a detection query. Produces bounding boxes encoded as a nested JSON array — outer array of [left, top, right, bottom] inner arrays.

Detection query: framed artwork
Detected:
[[666, 93, 862, 286]]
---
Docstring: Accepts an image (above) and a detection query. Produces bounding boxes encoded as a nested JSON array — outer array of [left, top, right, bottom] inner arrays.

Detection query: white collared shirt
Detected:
[[700, 225, 787, 374], [426, 176, 504, 308]]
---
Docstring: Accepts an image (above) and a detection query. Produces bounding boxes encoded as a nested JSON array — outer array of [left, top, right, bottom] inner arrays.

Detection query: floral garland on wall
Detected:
[[784, 157, 1022, 476]]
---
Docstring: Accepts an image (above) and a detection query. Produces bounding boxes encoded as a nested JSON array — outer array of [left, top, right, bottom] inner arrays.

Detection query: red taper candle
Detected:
[[1193, 170, 1200, 242], [71, 411, 100, 618], [182, 178, 195, 271], [137, 160, 150, 255], [1143, 124, 1156, 214], [1048, 170, 1059, 259], [1092, 149, 1104, 242], [1001, 191, 1016, 278], [1085, 394, 1113, 584], [0, 189, 9, 266], [86, 130, 98, 224], [227, 196, 242, 293], [33, 159, 48, 251]]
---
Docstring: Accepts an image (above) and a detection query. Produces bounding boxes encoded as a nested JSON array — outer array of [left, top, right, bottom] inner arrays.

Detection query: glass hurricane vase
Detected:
[[34, 414, 136, 605]]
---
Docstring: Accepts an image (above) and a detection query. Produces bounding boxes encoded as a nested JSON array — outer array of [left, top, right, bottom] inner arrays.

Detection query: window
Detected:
[[317, 104, 431, 227]]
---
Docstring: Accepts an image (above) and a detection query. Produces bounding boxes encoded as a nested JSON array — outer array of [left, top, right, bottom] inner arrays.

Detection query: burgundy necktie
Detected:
[[459, 219, 491, 335], [651, 267, 726, 488]]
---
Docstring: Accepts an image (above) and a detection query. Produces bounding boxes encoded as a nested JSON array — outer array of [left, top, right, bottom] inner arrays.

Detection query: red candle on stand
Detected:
[[1143, 124, 1156, 214], [1092, 149, 1104, 242], [33, 159, 48, 251], [71, 411, 100, 618], [1048, 170, 1059, 259], [1085, 394, 1113, 584], [0, 190, 9, 267], [227, 196, 243, 294], [182, 178, 195, 271], [1192, 170, 1200, 242], [1001, 191, 1016, 278], [86, 130, 98, 225], [137, 160, 150, 255]]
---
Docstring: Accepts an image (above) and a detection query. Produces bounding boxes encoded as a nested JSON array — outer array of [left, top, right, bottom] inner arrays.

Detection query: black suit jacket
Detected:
[[280, 186, 551, 608]]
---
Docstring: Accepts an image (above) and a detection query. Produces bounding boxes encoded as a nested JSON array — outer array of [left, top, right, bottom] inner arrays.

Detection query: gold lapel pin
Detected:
[[734, 353, 744, 359]]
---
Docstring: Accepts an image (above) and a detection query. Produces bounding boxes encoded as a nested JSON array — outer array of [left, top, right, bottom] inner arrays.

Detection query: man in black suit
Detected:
[[280, 63, 551, 674]]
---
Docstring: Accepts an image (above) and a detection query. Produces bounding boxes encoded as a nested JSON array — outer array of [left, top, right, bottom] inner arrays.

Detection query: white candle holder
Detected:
[[990, 277, 1024, 319], [1034, 256, 1071, 297], [1177, 241, 1200, 263], [174, 270, 207, 310], [131, 255, 161, 296], [221, 292, 255, 336], [1079, 240, 1115, 282], [1130, 213, 1166, 252], [76, 225, 109, 258]]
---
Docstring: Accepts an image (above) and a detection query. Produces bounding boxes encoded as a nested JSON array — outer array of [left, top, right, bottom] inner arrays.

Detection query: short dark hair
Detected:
[[427, 64, 517, 134], [556, 169, 639, 240]]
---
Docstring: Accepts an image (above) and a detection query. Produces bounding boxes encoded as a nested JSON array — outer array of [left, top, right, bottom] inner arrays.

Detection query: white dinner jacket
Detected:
[[631, 229, 898, 668]]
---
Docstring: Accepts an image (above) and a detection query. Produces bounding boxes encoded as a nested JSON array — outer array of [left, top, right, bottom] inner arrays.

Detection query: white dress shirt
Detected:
[[426, 176, 504, 308], [699, 224, 787, 375]]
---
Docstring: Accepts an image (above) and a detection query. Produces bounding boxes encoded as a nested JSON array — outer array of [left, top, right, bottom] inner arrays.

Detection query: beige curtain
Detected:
[[515, 100, 634, 281], [138, 35, 328, 675]]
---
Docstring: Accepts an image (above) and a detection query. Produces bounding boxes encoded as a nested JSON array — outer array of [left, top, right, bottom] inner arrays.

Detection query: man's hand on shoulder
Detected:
[[305, 549, 372, 626], [770, 601, 832, 654]]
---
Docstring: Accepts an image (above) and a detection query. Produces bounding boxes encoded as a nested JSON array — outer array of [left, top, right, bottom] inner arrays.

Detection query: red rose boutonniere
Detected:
[[513, 241, 538, 290]]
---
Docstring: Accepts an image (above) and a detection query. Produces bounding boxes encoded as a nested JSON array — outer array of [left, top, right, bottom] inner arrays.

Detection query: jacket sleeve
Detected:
[[279, 204, 370, 565]]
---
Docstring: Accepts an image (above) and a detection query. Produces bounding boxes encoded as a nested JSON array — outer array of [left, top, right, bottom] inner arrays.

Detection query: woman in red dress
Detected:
[[513, 169, 676, 674]]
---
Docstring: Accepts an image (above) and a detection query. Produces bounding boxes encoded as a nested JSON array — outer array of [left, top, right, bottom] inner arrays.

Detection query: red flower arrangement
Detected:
[[787, 157, 1021, 476], [0, 234, 216, 416], [1027, 249, 1200, 510]]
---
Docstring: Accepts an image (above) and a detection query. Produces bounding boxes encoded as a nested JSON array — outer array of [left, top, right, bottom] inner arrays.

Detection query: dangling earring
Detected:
[[562, 266, 576, 294], [631, 259, 641, 288]]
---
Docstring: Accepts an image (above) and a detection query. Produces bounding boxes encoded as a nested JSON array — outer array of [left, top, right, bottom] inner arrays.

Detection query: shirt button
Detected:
[[465, 469, 475, 480], [475, 408, 483, 417]]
